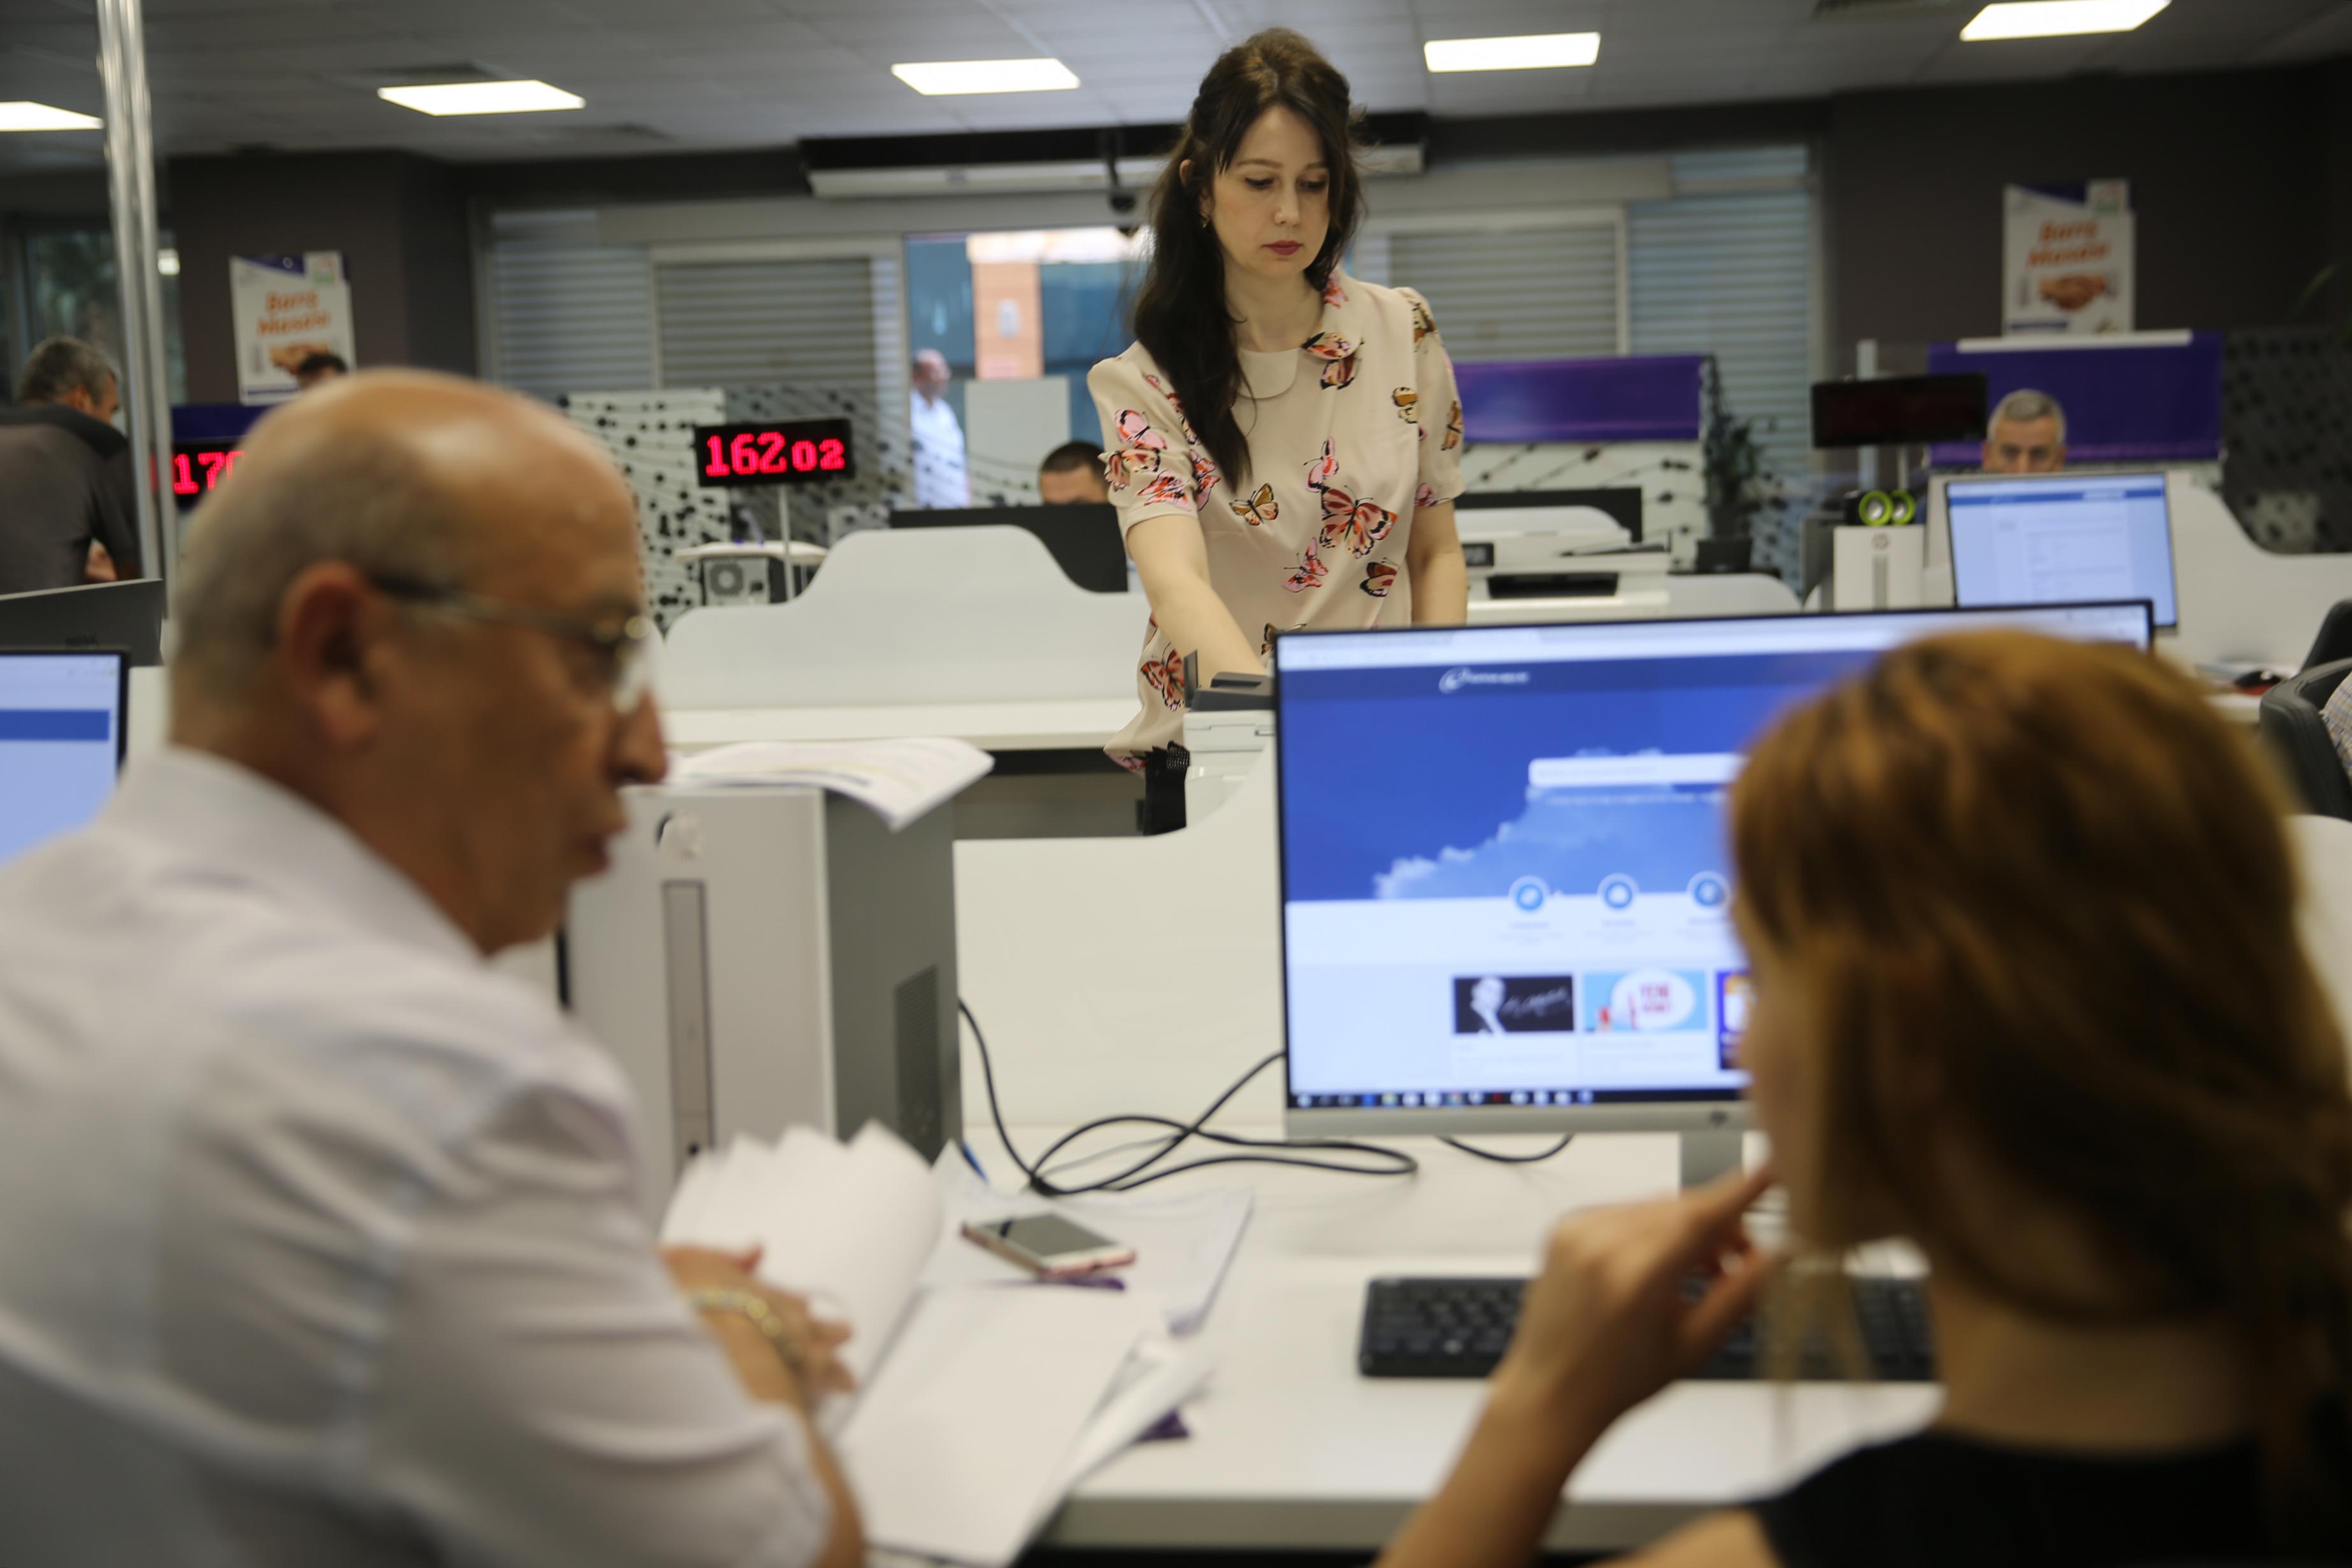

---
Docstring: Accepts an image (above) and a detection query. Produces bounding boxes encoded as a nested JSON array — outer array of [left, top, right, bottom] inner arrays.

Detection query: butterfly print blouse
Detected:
[[1087, 272, 1465, 764]]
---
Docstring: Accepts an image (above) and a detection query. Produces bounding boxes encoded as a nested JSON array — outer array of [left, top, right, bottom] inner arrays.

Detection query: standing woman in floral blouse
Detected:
[[1090, 28, 1468, 830]]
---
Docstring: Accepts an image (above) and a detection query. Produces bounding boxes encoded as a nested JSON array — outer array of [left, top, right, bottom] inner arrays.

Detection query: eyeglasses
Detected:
[[366, 573, 656, 715]]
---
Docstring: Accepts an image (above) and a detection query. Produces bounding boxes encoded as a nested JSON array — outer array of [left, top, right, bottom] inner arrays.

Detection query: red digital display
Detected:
[[692, 418, 855, 488], [171, 443, 248, 506]]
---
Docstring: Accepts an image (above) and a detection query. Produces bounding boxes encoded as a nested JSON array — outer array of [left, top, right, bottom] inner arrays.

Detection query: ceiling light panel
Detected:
[[377, 80, 585, 116], [1960, 1, 2170, 41], [1424, 33, 1602, 73], [0, 103, 103, 132], [890, 59, 1081, 96]]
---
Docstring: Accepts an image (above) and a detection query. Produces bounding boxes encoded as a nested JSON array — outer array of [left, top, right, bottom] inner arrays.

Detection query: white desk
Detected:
[[952, 760, 1932, 1552], [662, 699, 1135, 756], [1020, 1132, 1932, 1553], [952, 760, 2352, 1551]]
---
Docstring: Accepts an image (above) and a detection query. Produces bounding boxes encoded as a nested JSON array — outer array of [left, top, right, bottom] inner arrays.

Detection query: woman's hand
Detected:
[[664, 1245, 857, 1412], [1492, 1165, 1778, 1443], [1376, 1167, 1779, 1568]]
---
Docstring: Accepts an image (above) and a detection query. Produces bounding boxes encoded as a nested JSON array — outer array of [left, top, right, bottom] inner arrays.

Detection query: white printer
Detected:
[[1457, 497, 1672, 620], [565, 784, 963, 1201]]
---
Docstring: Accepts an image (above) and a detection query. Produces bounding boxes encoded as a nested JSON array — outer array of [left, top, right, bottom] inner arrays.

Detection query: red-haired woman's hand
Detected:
[[1492, 1165, 1779, 1444]]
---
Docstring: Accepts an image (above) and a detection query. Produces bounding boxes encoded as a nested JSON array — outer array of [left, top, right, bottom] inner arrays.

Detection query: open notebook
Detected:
[[660, 1124, 1208, 1566]]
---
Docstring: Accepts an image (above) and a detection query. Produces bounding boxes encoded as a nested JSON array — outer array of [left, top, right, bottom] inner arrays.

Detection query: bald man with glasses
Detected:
[[0, 371, 862, 1568]]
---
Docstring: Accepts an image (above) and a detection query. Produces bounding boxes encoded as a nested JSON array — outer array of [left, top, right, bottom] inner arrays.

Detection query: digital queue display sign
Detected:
[[692, 418, 855, 487]]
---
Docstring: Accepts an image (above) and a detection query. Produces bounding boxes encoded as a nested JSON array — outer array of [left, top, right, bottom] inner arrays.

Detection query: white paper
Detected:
[[839, 1285, 1155, 1567], [661, 1123, 941, 1386], [668, 738, 994, 831], [1032, 1334, 1215, 1529]]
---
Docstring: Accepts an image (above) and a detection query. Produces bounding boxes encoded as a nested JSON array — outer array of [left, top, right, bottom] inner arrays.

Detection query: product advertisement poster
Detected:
[[230, 252, 354, 403], [2002, 181, 2134, 335]]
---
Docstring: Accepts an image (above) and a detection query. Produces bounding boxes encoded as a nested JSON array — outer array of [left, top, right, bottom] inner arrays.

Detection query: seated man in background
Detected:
[[292, 349, 350, 391], [1981, 387, 2068, 474], [1038, 439, 1111, 505], [0, 370, 862, 1568], [0, 336, 141, 591]]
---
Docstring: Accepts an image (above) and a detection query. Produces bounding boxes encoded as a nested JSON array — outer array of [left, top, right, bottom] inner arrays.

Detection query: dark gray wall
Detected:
[[166, 150, 474, 403], [1822, 65, 2341, 359]]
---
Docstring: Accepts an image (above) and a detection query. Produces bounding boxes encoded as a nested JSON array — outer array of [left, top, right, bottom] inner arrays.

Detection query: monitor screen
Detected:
[[0, 652, 127, 867], [1272, 603, 2153, 1133], [1946, 474, 2177, 629]]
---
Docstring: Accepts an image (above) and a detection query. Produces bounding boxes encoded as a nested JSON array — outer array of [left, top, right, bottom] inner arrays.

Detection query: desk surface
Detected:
[[1013, 1126, 1935, 1553], [659, 698, 1134, 755], [953, 766, 1935, 1553]]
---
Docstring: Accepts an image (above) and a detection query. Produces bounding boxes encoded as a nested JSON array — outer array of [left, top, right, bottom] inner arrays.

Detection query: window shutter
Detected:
[[485, 210, 654, 397], [1390, 225, 1621, 361], [654, 257, 879, 401], [1629, 149, 1815, 506]]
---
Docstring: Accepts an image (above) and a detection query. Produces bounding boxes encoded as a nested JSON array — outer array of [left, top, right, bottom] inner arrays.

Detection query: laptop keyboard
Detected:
[[1358, 1273, 1935, 1381]]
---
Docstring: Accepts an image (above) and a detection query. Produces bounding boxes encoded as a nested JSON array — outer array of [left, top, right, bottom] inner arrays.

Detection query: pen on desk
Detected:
[[959, 1138, 989, 1184]]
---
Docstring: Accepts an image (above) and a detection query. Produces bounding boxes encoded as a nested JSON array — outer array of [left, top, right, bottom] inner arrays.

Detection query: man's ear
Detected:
[[273, 562, 396, 751]]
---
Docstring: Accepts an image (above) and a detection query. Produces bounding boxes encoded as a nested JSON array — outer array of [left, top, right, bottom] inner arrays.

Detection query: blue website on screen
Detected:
[[0, 653, 122, 867], [1948, 474, 2176, 629], [1274, 606, 2151, 1115]]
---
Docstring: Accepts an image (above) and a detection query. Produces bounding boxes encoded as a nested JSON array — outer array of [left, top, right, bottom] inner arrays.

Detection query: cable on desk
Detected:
[[960, 999, 1418, 1195], [1441, 1134, 1576, 1164]]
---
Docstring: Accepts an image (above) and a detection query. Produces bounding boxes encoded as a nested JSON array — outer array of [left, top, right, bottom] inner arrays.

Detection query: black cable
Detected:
[[1441, 1134, 1576, 1165], [959, 999, 1417, 1195]]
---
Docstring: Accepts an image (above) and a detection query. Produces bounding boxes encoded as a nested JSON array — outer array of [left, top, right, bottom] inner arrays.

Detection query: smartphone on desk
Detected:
[[961, 1213, 1136, 1280]]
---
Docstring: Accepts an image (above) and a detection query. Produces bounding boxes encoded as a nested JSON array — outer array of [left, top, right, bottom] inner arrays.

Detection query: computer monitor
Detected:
[[0, 650, 128, 866], [0, 579, 167, 667], [1272, 601, 2155, 1182], [890, 505, 1128, 594], [1946, 473, 2177, 630]]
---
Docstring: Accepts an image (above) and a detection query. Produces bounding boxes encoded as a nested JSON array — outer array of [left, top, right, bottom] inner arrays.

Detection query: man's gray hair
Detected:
[[1988, 388, 2067, 442], [17, 337, 116, 406], [171, 431, 480, 704]]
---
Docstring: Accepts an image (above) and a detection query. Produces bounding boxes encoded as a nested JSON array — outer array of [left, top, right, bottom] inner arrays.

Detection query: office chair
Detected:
[[2300, 599, 2352, 672], [2258, 658, 2352, 822]]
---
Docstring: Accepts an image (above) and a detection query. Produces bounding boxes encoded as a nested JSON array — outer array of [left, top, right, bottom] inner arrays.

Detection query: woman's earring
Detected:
[[1199, 210, 1211, 229]]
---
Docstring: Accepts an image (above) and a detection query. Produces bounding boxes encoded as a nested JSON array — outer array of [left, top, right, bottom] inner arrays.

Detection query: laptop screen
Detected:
[[0, 652, 127, 867], [1272, 604, 2153, 1120], [1947, 474, 2177, 629]]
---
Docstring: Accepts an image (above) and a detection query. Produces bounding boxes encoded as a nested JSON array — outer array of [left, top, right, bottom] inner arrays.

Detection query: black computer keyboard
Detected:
[[1358, 1274, 1935, 1381]]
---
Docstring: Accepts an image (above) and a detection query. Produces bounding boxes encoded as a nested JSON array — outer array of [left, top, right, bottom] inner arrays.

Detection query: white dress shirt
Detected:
[[909, 390, 968, 510], [0, 749, 832, 1567]]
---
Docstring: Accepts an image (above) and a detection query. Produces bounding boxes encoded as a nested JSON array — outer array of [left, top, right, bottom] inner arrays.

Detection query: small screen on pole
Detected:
[[169, 443, 249, 507], [691, 419, 856, 488]]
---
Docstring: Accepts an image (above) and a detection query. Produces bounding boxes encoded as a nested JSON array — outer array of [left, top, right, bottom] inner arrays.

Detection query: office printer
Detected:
[[566, 783, 962, 1205], [1455, 490, 1670, 611]]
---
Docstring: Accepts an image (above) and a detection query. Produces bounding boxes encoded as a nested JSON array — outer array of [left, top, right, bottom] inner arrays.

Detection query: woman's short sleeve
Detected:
[[1397, 287, 1467, 510], [1088, 356, 1210, 537]]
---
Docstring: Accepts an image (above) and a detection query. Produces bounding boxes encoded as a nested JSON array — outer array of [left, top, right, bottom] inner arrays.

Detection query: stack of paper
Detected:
[[662, 1123, 1207, 1565], [668, 738, 994, 831]]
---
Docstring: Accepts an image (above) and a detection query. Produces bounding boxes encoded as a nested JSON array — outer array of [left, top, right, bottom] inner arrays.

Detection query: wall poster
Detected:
[[231, 251, 355, 403]]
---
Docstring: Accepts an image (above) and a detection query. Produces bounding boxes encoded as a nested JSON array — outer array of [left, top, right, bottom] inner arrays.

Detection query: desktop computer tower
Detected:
[[564, 785, 962, 1209]]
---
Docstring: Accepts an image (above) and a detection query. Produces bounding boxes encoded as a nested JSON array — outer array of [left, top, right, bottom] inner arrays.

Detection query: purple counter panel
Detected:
[[1455, 355, 1707, 445], [1925, 334, 2222, 467]]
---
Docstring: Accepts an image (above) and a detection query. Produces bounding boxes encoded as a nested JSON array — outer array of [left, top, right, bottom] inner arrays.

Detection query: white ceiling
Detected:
[[3, 0, 2349, 173]]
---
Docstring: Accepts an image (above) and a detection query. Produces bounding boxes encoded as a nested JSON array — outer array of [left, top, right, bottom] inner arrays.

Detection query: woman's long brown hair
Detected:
[[1131, 28, 1365, 489], [1732, 631, 2352, 1537]]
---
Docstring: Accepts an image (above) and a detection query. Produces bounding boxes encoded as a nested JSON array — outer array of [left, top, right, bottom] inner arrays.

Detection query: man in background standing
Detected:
[[1980, 388, 2068, 474], [0, 337, 143, 592], [908, 348, 968, 510], [1037, 440, 1109, 506]]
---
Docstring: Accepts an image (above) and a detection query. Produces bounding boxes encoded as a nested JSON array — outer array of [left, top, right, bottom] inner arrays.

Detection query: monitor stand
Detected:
[[1679, 1129, 1743, 1191]]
